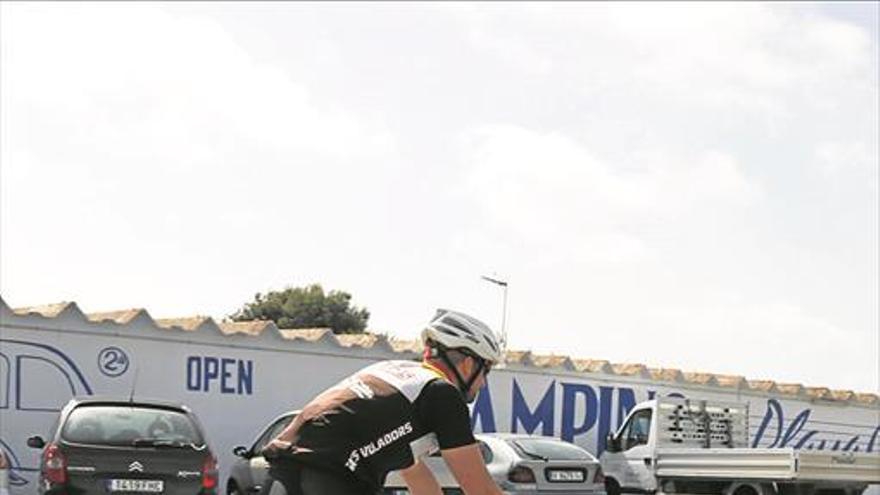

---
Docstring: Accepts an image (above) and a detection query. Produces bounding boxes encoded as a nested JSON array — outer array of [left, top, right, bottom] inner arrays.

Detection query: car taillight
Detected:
[[593, 465, 605, 483], [507, 465, 535, 483], [201, 455, 218, 491], [42, 443, 67, 484]]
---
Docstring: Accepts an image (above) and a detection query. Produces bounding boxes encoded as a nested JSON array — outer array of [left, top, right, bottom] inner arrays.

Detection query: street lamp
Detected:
[[481, 275, 508, 349]]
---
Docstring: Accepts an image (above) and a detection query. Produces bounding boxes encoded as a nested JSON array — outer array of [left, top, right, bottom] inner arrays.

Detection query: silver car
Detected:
[[384, 433, 604, 494], [227, 411, 297, 495]]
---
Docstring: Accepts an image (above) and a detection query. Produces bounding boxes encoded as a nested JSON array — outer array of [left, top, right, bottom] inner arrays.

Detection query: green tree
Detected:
[[230, 284, 369, 334]]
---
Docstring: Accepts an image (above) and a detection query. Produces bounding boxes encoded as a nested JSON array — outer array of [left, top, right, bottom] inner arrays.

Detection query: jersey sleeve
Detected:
[[416, 380, 477, 450]]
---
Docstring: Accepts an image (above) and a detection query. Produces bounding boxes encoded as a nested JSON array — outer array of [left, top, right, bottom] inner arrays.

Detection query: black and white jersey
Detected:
[[281, 360, 476, 491]]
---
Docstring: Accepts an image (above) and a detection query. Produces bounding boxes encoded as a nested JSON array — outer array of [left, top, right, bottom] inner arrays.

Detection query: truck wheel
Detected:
[[605, 478, 621, 495], [733, 486, 760, 495]]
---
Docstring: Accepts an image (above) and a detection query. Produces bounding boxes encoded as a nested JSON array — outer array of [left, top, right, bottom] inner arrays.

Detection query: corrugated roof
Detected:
[[13, 301, 77, 318], [714, 374, 746, 389], [776, 383, 805, 396], [155, 317, 213, 332], [805, 387, 832, 400], [218, 320, 273, 336], [612, 363, 650, 378], [531, 354, 575, 370], [682, 372, 718, 386], [87, 309, 148, 324], [830, 390, 854, 401], [388, 339, 422, 354], [3, 297, 877, 406], [573, 359, 613, 374], [337, 333, 383, 349], [748, 380, 777, 393], [649, 367, 684, 382], [504, 351, 534, 365]]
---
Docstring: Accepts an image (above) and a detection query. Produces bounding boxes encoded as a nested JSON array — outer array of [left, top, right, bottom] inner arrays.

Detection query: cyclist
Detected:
[[261, 309, 505, 495]]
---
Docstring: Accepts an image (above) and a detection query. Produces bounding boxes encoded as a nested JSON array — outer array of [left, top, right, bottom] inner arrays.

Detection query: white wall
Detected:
[[1, 303, 877, 494]]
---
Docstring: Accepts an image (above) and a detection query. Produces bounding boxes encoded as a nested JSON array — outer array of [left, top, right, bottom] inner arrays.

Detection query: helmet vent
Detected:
[[443, 317, 475, 336]]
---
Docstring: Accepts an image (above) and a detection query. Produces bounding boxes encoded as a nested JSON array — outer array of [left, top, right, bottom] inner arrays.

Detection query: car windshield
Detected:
[[509, 438, 594, 461], [61, 405, 203, 447]]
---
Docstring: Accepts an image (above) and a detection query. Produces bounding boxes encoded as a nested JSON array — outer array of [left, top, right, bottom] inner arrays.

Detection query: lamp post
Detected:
[[481, 275, 508, 348]]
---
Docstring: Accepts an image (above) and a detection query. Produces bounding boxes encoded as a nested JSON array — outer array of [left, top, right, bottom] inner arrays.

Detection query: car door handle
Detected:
[[249, 486, 262, 493], [643, 458, 652, 467]]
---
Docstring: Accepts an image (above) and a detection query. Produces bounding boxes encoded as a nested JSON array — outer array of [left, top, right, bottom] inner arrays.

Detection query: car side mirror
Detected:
[[605, 433, 619, 453], [233, 445, 251, 458], [27, 436, 46, 449]]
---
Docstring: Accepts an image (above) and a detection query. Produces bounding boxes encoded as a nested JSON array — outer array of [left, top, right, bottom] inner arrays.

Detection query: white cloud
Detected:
[[815, 141, 877, 187], [458, 124, 758, 265], [1, 3, 875, 393], [1, 4, 394, 168], [0, 3, 397, 318], [448, 2, 875, 139]]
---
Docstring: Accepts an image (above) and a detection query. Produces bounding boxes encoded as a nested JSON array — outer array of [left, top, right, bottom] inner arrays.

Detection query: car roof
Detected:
[[66, 395, 191, 411], [477, 432, 570, 442]]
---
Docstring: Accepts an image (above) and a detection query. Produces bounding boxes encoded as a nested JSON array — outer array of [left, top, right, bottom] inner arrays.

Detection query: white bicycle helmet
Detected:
[[421, 309, 503, 364]]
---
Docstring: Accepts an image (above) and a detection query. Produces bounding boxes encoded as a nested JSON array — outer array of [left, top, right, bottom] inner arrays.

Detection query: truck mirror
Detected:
[[27, 436, 45, 449], [605, 433, 619, 452]]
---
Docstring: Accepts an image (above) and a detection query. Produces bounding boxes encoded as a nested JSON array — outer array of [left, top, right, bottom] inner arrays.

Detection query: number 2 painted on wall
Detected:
[[98, 346, 130, 377]]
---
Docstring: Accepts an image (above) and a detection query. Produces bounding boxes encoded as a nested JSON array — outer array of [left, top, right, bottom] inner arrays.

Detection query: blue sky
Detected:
[[1, 2, 877, 393]]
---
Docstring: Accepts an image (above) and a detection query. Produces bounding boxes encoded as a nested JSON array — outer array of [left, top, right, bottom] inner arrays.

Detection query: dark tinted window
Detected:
[[509, 438, 593, 461], [253, 414, 295, 453], [624, 409, 652, 450], [61, 405, 203, 446]]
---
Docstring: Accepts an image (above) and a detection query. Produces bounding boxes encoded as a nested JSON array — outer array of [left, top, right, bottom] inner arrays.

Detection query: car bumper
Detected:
[[501, 491, 605, 495]]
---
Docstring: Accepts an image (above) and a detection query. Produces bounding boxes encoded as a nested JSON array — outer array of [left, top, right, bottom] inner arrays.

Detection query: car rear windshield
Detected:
[[509, 438, 593, 461], [61, 405, 203, 446]]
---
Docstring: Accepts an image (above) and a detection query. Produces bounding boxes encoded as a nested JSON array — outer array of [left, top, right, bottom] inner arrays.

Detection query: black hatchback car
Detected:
[[27, 397, 217, 495]]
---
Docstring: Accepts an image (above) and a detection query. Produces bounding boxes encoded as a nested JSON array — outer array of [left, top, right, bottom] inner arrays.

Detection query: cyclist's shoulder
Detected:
[[416, 378, 463, 406], [359, 360, 447, 402]]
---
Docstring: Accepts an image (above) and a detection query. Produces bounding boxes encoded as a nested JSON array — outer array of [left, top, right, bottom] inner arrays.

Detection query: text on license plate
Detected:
[[546, 469, 585, 482], [109, 479, 164, 492]]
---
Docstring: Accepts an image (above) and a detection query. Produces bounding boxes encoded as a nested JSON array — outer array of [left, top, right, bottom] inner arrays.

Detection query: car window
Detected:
[[61, 405, 203, 446], [478, 441, 493, 463], [624, 409, 652, 450], [508, 437, 592, 461], [253, 414, 295, 453]]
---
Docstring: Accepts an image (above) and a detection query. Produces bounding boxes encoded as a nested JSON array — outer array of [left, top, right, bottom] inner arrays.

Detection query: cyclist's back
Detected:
[[263, 309, 506, 495], [269, 360, 474, 493]]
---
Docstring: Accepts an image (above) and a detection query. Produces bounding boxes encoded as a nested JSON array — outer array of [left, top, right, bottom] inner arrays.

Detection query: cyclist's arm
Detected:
[[399, 460, 443, 495], [441, 444, 503, 495], [416, 380, 503, 495]]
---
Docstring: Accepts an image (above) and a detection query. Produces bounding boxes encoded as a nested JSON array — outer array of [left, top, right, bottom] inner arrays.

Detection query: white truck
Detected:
[[601, 398, 880, 495]]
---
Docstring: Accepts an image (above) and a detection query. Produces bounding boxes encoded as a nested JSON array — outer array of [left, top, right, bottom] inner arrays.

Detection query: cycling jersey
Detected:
[[275, 360, 476, 493]]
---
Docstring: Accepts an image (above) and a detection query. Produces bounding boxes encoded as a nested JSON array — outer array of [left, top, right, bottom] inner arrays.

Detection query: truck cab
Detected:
[[600, 398, 879, 495], [601, 400, 659, 493]]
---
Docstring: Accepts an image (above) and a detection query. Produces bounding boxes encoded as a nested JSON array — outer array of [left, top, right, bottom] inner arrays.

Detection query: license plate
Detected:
[[546, 469, 585, 482], [109, 479, 164, 492]]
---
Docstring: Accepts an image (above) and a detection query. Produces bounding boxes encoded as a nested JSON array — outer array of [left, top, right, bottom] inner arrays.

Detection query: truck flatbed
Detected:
[[655, 447, 880, 482]]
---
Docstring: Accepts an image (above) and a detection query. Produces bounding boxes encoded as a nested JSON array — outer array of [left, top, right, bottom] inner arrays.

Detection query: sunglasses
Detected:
[[469, 354, 492, 377], [482, 361, 493, 377]]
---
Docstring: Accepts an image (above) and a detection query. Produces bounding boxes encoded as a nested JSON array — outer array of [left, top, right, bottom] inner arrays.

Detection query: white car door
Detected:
[[248, 415, 295, 494], [621, 409, 656, 491]]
